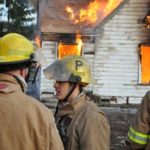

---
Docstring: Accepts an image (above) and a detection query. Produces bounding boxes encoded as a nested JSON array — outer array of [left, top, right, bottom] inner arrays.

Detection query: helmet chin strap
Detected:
[[63, 83, 77, 102], [54, 83, 77, 117]]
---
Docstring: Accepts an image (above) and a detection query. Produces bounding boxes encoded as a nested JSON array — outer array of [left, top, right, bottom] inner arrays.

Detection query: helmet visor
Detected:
[[44, 60, 71, 81]]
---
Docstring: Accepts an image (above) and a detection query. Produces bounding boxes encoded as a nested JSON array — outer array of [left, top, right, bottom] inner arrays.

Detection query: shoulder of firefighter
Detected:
[[125, 91, 150, 149], [74, 100, 110, 150], [56, 94, 110, 150]]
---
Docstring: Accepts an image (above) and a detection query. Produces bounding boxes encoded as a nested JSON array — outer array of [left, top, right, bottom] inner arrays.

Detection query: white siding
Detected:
[[93, 0, 150, 103], [83, 43, 95, 91], [41, 41, 56, 93], [41, 0, 150, 103]]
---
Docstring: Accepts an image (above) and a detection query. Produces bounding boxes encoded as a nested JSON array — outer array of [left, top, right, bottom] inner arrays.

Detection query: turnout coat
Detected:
[[0, 73, 64, 150], [55, 93, 110, 150], [126, 91, 150, 150]]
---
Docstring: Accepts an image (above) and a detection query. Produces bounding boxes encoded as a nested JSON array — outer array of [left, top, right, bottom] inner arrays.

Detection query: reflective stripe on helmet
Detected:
[[128, 126, 150, 145]]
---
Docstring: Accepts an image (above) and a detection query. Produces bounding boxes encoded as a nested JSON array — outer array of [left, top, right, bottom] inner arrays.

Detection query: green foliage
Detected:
[[0, 0, 4, 3], [0, 0, 36, 38]]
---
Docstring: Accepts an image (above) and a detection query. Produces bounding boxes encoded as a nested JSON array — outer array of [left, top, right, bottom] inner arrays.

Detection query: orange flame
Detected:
[[58, 33, 83, 59], [65, 0, 123, 25], [141, 45, 150, 83], [104, 0, 122, 14], [66, 0, 100, 24], [35, 34, 42, 48], [76, 33, 83, 51]]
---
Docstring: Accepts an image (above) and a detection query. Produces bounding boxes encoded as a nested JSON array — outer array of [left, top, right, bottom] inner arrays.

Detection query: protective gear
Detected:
[[44, 55, 93, 85], [0, 33, 34, 63], [0, 73, 64, 150], [55, 92, 110, 150], [125, 91, 150, 149], [7, 73, 28, 92], [15, 75, 28, 92], [0, 33, 40, 84], [0, 33, 36, 73]]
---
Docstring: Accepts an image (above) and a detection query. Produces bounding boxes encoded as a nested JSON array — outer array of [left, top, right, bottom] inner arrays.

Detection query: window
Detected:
[[139, 44, 150, 84], [57, 43, 82, 59]]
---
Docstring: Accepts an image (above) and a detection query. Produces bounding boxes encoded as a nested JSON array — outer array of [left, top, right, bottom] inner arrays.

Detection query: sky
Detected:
[[0, 4, 8, 21]]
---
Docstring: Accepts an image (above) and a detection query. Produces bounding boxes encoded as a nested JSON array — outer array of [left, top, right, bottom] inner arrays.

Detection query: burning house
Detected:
[[31, 0, 150, 104]]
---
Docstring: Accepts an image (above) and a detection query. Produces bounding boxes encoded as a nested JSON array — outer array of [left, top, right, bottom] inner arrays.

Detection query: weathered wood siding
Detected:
[[93, 0, 150, 103], [41, 41, 56, 93], [41, 0, 150, 103]]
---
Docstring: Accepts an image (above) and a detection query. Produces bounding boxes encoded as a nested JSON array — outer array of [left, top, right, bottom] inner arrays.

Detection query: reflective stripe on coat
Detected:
[[126, 91, 150, 150]]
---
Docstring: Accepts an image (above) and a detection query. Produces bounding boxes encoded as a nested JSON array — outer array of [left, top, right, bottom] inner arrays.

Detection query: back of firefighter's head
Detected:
[[44, 55, 93, 86], [0, 33, 35, 73]]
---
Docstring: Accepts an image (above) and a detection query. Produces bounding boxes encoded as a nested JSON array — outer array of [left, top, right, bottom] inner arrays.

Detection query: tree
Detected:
[[0, 0, 36, 39], [0, 0, 4, 3]]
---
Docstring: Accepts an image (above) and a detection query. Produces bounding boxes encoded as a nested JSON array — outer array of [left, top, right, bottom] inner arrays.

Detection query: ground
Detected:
[[102, 106, 137, 149]]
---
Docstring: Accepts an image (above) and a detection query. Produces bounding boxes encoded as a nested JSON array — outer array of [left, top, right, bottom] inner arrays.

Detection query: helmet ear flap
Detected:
[[68, 74, 81, 83], [0, 61, 30, 73]]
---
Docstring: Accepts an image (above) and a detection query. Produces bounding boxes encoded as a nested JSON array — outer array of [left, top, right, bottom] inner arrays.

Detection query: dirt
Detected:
[[102, 107, 137, 150]]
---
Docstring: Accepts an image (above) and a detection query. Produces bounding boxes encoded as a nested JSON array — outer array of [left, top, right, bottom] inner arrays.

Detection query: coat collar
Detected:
[[56, 92, 88, 117], [0, 73, 22, 93]]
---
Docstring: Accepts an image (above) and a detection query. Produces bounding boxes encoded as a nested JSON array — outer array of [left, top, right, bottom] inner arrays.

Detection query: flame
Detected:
[[104, 0, 122, 14], [35, 34, 42, 48], [141, 45, 150, 83], [58, 33, 83, 59], [76, 33, 83, 52], [65, 0, 100, 25], [65, 0, 123, 25]]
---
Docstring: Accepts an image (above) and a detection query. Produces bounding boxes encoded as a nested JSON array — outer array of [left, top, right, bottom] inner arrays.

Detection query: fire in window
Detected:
[[140, 44, 150, 84], [57, 33, 83, 59]]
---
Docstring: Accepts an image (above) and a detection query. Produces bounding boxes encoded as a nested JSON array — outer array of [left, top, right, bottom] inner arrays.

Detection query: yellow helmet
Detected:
[[0, 33, 34, 63], [44, 55, 93, 85]]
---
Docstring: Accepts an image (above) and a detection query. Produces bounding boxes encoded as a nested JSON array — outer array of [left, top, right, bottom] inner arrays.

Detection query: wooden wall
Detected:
[[41, 0, 150, 103]]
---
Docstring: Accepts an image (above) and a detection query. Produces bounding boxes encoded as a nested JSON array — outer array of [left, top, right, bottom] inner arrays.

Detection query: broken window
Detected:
[[139, 44, 150, 84], [58, 44, 82, 59], [57, 33, 83, 59]]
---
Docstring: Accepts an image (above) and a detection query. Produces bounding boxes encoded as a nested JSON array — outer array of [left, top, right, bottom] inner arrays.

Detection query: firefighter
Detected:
[[44, 55, 110, 150], [0, 33, 64, 150], [125, 91, 150, 150]]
